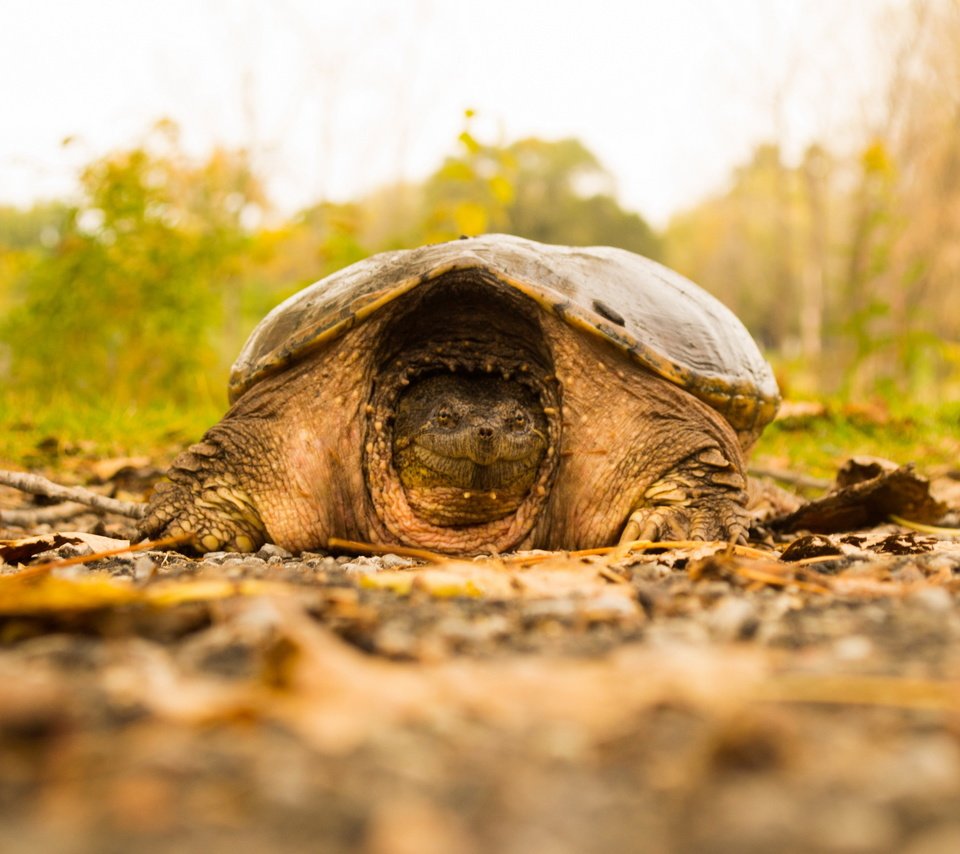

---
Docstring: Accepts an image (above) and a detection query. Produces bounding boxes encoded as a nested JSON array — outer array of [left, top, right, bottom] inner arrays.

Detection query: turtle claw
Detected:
[[619, 498, 748, 546], [619, 446, 750, 546], [140, 475, 268, 554]]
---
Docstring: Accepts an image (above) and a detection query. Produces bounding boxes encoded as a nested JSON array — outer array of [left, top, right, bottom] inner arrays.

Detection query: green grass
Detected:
[[753, 401, 960, 481], [3, 389, 957, 484], [0, 390, 225, 469]]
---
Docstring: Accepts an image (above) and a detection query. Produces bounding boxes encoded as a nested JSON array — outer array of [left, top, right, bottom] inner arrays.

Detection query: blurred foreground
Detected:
[[3, 457, 960, 853]]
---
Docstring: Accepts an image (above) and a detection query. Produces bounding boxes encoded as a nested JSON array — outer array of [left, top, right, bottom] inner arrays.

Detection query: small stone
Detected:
[[132, 556, 156, 580], [55, 543, 93, 559], [51, 563, 90, 579], [518, 599, 576, 624], [833, 634, 874, 661], [258, 543, 292, 560], [342, 555, 385, 576], [579, 591, 642, 622], [706, 597, 758, 641], [907, 586, 953, 613], [381, 553, 414, 569]]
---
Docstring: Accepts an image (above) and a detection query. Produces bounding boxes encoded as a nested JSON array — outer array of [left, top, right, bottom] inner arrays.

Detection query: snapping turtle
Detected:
[[141, 234, 779, 554]]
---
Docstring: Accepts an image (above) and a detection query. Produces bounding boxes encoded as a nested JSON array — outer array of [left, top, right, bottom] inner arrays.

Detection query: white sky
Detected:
[[1, 0, 891, 226]]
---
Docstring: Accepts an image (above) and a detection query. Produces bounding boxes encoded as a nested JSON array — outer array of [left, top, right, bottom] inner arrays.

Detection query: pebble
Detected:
[[906, 586, 954, 613], [341, 556, 386, 576], [833, 634, 874, 661], [579, 591, 642, 622], [132, 556, 156, 580], [54, 543, 93, 559], [811, 800, 899, 852], [258, 543, 292, 560], [706, 597, 758, 641], [522, 599, 577, 620], [434, 614, 511, 645], [645, 619, 710, 647], [51, 563, 90, 579]]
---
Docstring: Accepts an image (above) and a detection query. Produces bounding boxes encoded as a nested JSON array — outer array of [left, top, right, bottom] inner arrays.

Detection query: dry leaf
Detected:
[[770, 464, 947, 534], [0, 533, 81, 565]]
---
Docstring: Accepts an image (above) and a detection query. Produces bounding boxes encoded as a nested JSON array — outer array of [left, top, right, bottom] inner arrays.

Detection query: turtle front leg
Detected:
[[619, 446, 749, 545], [140, 433, 270, 554]]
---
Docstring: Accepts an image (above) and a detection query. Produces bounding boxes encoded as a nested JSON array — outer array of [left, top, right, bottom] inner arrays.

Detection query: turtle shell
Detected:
[[230, 234, 780, 440]]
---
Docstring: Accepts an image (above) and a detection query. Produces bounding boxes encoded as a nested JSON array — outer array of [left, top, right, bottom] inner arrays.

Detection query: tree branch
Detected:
[[0, 502, 91, 528], [0, 469, 146, 519]]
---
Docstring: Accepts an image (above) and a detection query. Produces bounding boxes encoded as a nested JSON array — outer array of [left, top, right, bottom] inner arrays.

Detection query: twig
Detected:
[[0, 469, 145, 519], [757, 673, 960, 710], [0, 502, 91, 528], [749, 466, 832, 491], [327, 537, 446, 563], [499, 539, 774, 567], [596, 565, 630, 584], [733, 564, 832, 595]]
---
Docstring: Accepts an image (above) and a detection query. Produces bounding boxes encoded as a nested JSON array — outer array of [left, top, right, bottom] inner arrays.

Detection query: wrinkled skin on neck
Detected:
[[393, 374, 548, 525]]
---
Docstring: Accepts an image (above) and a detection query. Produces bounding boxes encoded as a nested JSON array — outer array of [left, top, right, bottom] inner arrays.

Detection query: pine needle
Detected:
[[326, 537, 447, 564], [890, 514, 960, 536]]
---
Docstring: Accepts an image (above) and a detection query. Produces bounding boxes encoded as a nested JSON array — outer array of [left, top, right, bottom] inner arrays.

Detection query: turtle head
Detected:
[[392, 373, 548, 525]]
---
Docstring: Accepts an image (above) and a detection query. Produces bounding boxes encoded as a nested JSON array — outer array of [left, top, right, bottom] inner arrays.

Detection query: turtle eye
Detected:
[[512, 412, 527, 430], [435, 408, 455, 427]]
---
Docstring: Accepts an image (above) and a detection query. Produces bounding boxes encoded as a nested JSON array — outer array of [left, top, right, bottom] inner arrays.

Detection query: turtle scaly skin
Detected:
[[141, 236, 778, 554]]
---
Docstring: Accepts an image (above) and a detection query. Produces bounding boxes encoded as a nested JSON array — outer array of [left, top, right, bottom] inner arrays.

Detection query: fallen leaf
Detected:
[[53, 532, 131, 552], [779, 535, 843, 562], [769, 464, 946, 534], [0, 575, 138, 614], [0, 533, 81, 565]]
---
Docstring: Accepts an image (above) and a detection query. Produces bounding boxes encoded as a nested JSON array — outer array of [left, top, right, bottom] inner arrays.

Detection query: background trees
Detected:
[[663, 0, 960, 404], [2, 2, 960, 422]]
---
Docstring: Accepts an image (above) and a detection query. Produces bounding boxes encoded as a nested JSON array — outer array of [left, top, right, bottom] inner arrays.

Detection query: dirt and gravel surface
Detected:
[[3, 465, 960, 853]]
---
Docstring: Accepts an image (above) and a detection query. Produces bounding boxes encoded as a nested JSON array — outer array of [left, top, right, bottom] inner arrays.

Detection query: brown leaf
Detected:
[[872, 532, 934, 555], [779, 535, 843, 562], [835, 456, 899, 488], [769, 465, 947, 534], [0, 533, 81, 565]]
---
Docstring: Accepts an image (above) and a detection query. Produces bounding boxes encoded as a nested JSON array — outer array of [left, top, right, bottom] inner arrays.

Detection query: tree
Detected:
[[0, 122, 266, 407], [420, 118, 661, 258], [664, 144, 806, 353]]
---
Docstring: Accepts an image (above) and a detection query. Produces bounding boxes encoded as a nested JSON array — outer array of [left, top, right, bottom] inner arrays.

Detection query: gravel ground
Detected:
[[4, 521, 960, 854]]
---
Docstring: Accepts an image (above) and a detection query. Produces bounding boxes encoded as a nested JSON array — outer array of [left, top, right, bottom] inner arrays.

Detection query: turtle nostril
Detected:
[[477, 425, 494, 440]]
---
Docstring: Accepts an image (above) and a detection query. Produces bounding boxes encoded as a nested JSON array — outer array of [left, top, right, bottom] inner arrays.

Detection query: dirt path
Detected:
[[3, 517, 960, 853]]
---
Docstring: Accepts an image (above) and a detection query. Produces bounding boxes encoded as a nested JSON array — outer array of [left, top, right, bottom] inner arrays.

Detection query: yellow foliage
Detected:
[[0, 574, 303, 615], [861, 139, 895, 177], [452, 200, 489, 236]]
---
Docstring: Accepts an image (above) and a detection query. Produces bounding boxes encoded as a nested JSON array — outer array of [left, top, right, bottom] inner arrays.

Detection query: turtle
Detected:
[[140, 234, 780, 555]]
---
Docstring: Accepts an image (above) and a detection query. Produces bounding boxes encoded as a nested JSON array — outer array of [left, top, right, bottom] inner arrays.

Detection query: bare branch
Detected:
[[749, 467, 832, 491], [0, 469, 146, 519], [0, 502, 91, 528]]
